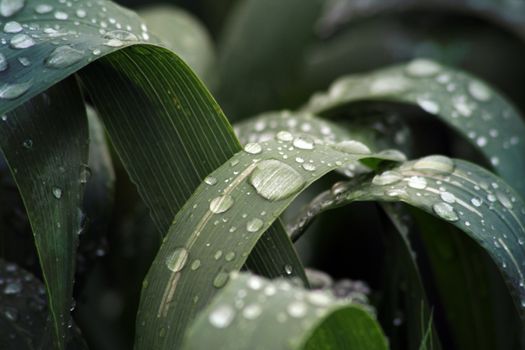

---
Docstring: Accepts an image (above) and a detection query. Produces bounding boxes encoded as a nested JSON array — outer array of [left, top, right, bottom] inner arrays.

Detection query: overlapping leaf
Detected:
[[183, 273, 388, 350], [136, 136, 403, 349], [304, 59, 525, 196]]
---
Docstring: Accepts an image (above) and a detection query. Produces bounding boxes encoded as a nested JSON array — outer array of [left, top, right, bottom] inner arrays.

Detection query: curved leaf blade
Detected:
[[183, 273, 388, 350], [136, 135, 401, 349], [304, 60, 525, 196], [0, 78, 88, 348]]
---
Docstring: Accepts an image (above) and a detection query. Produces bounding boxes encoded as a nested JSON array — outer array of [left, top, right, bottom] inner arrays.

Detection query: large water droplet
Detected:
[[53, 11, 68, 20], [0, 80, 32, 99], [332, 140, 371, 155], [35, 4, 52, 14], [292, 136, 315, 150], [10, 34, 34, 49], [204, 176, 217, 186], [165, 247, 189, 272], [468, 81, 491, 102], [213, 271, 229, 288], [405, 59, 441, 77], [209, 195, 234, 214], [45, 45, 84, 69], [0, 0, 25, 17], [413, 155, 454, 174], [105, 30, 139, 42], [372, 171, 403, 186], [276, 131, 293, 142], [246, 218, 263, 232], [496, 191, 513, 209], [432, 202, 459, 222], [250, 159, 305, 201], [407, 176, 427, 189], [3, 20, 22, 33], [209, 305, 235, 328], [244, 142, 262, 155]]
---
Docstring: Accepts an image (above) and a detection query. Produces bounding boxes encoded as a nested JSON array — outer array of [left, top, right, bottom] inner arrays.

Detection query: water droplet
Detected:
[[372, 171, 403, 186], [214, 250, 223, 260], [225, 252, 236, 262], [432, 202, 459, 222], [0, 0, 25, 17], [496, 191, 513, 209], [3, 307, 18, 321], [476, 136, 487, 147], [22, 139, 32, 149], [250, 159, 305, 201], [247, 276, 264, 290], [35, 4, 52, 14], [190, 259, 201, 270], [417, 98, 440, 114], [104, 39, 124, 47], [209, 195, 234, 214], [209, 305, 235, 328], [0, 53, 7, 72], [292, 136, 315, 150], [54, 11, 68, 20], [302, 163, 316, 172], [287, 301, 307, 318], [45, 45, 84, 69], [406, 59, 441, 77], [370, 75, 410, 94], [284, 264, 293, 275], [10, 34, 34, 49], [276, 131, 293, 142], [307, 291, 331, 307], [76, 9, 86, 18], [204, 176, 217, 186], [468, 81, 491, 101], [3, 20, 22, 33], [165, 247, 189, 272], [413, 155, 454, 174], [104, 30, 138, 42], [246, 218, 263, 232], [244, 142, 262, 155], [407, 176, 427, 189], [436, 191, 455, 204], [213, 271, 229, 288], [332, 140, 371, 155], [52, 187, 62, 199], [3, 281, 21, 295], [17, 56, 30, 67], [243, 304, 262, 320], [80, 165, 91, 184], [471, 197, 483, 207]]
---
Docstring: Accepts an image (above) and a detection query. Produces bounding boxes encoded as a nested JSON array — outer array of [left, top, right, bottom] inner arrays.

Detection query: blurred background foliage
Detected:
[[3, 0, 525, 349]]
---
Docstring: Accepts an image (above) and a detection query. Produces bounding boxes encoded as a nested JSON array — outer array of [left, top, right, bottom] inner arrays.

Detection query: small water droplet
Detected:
[[165, 247, 189, 272], [407, 176, 427, 189], [225, 252, 236, 262], [3, 281, 21, 295], [0, 0, 25, 18], [79, 165, 91, 184], [246, 218, 263, 232], [9, 34, 34, 49], [244, 142, 262, 154], [292, 136, 315, 150], [209, 195, 234, 214], [332, 140, 371, 155], [213, 271, 230, 288], [3, 307, 18, 321], [284, 264, 293, 275], [0, 53, 7, 72], [471, 197, 483, 207], [247, 276, 264, 290], [22, 139, 32, 149], [242, 304, 262, 320], [468, 81, 491, 102], [45, 45, 84, 69], [76, 9, 86, 18], [432, 202, 459, 222], [35, 4, 52, 14], [52, 187, 62, 199], [496, 191, 513, 209], [190, 259, 201, 270], [204, 176, 217, 186], [405, 59, 441, 77], [440, 191, 456, 204], [54, 11, 68, 20], [214, 250, 223, 260], [418, 98, 440, 114], [209, 305, 235, 328], [104, 30, 138, 42], [307, 291, 332, 307], [276, 131, 293, 142], [413, 155, 455, 174], [250, 159, 305, 201], [302, 163, 316, 172], [3, 20, 22, 33], [372, 171, 403, 186], [287, 301, 307, 318]]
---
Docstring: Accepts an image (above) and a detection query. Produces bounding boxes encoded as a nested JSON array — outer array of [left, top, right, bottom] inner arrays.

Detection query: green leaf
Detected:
[[138, 5, 216, 82], [136, 135, 402, 349], [290, 155, 525, 345], [0, 78, 88, 348], [183, 273, 388, 350], [216, 0, 324, 119], [304, 59, 525, 196]]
